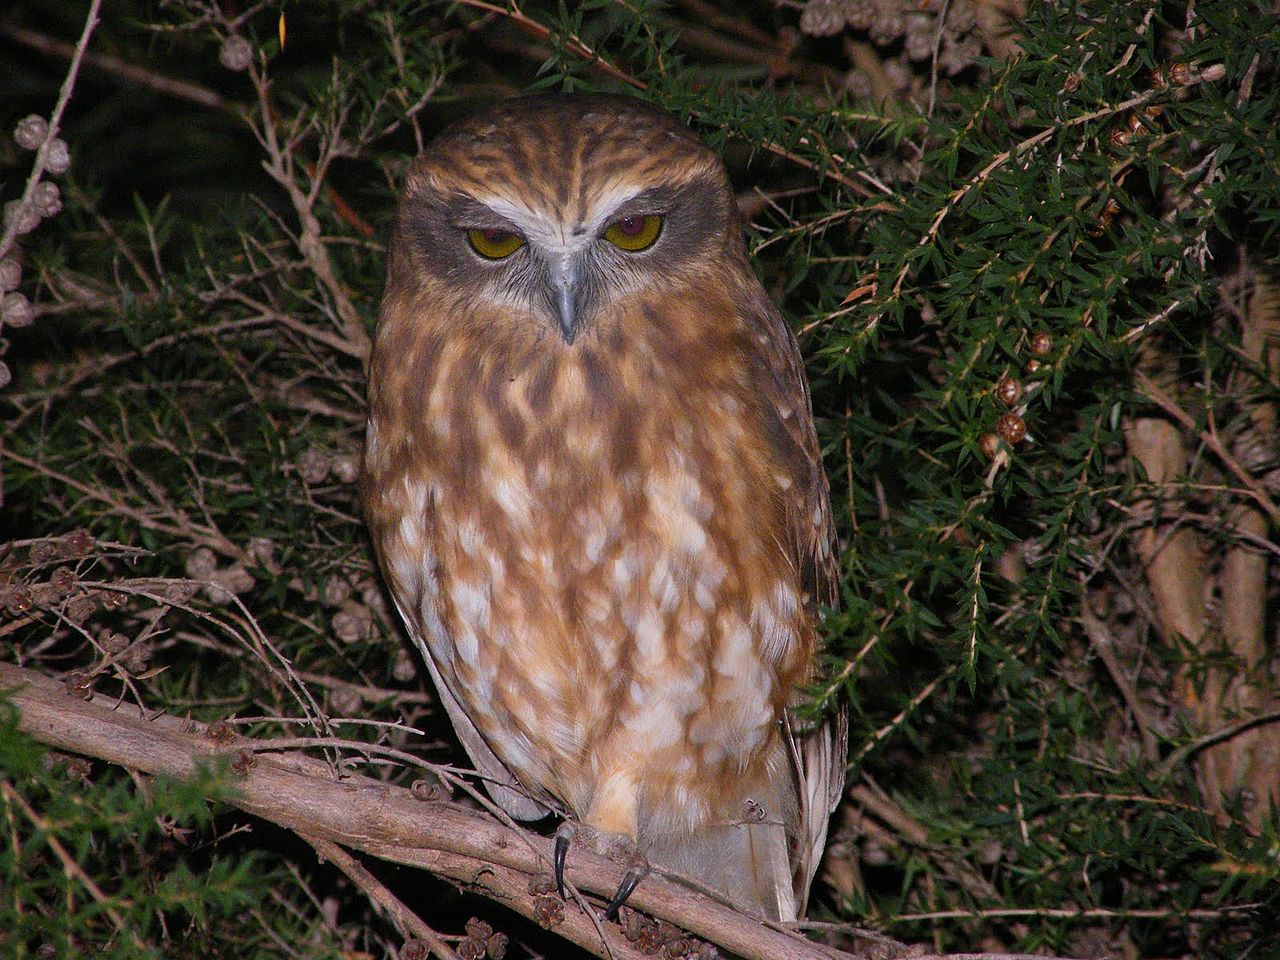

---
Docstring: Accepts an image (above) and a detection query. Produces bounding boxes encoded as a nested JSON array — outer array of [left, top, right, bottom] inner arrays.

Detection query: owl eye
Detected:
[[603, 214, 662, 252], [468, 228, 525, 260]]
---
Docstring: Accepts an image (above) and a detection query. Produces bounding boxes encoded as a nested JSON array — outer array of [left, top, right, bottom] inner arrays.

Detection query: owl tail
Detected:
[[645, 712, 846, 921], [645, 743, 801, 921], [647, 804, 798, 921]]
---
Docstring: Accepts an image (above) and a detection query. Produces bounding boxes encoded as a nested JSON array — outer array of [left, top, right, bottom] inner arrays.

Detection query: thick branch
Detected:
[[0, 660, 859, 960]]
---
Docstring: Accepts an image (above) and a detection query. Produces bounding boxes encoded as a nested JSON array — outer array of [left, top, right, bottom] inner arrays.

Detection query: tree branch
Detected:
[[0, 660, 866, 960]]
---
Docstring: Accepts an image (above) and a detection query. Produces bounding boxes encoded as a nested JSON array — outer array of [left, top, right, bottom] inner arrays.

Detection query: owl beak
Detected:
[[549, 253, 582, 344]]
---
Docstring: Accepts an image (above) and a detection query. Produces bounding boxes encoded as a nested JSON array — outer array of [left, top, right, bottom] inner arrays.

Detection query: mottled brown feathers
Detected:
[[363, 93, 843, 920]]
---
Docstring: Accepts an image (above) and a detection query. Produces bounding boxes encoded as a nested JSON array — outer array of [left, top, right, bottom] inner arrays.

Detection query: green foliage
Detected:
[[2, 0, 1278, 957]]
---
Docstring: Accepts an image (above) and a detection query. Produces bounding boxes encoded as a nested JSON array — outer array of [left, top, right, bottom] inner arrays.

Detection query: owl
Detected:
[[362, 93, 845, 922]]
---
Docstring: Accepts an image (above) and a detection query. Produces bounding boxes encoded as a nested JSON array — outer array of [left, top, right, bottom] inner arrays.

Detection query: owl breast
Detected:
[[380, 302, 809, 839]]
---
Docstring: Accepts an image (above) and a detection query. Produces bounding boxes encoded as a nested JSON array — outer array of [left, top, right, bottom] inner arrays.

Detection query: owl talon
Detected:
[[553, 821, 650, 917], [603, 861, 649, 920], [554, 831, 570, 900]]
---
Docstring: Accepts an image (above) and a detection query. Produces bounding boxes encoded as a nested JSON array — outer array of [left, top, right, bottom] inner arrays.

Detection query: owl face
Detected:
[[390, 94, 743, 344]]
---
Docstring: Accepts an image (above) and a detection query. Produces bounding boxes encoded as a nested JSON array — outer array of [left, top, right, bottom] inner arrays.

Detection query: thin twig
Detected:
[[0, 0, 103, 261], [303, 835, 462, 960]]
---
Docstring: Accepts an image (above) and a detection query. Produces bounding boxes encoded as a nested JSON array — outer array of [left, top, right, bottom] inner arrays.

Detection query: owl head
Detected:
[[386, 94, 747, 345]]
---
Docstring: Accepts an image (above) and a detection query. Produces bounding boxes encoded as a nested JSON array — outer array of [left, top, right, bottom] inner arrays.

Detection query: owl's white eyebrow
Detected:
[[478, 186, 650, 254]]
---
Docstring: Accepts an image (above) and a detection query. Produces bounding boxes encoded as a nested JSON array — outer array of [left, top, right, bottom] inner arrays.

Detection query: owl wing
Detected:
[[404, 614, 555, 822], [365, 463, 554, 823], [747, 287, 848, 912]]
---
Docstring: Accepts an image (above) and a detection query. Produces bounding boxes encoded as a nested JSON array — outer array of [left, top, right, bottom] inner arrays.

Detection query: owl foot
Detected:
[[554, 821, 650, 920]]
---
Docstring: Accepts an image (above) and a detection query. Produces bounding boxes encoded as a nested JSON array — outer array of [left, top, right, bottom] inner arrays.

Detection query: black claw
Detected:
[[602, 866, 646, 920], [554, 833, 570, 900]]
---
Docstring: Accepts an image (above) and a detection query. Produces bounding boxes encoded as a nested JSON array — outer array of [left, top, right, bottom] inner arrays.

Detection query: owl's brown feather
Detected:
[[363, 94, 844, 920]]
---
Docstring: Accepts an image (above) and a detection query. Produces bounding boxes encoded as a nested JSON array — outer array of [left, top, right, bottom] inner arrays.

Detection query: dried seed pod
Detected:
[[323, 574, 353, 607], [1063, 72, 1081, 93], [205, 720, 235, 744], [978, 432, 1001, 460], [997, 413, 1027, 444], [0, 257, 21, 292], [392, 647, 417, 682], [49, 566, 77, 596], [2, 292, 33, 328], [1108, 126, 1131, 149], [14, 115, 48, 150], [184, 546, 218, 580], [328, 684, 363, 716], [44, 138, 70, 175], [1029, 331, 1053, 356], [533, 894, 564, 928], [65, 670, 94, 700], [246, 537, 276, 567], [485, 931, 508, 959], [64, 529, 94, 555], [219, 34, 254, 72], [1025, 358, 1042, 374], [465, 920, 494, 943], [360, 581, 388, 617], [331, 601, 373, 644], [1168, 62, 1192, 86], [1149, 66, 1166, 88], [400, 941, 430, 960], [298, 446, 331, 484], [98, 632, 128, 655], [32, 181, 61, 217], [995, 375, 1021, 405], [4, 200, 40, 236], [230, 750, 258, 775]]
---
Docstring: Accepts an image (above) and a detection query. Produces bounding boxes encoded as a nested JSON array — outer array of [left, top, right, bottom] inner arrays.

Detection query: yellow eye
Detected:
[[603, 214, 662, 252], [468, 228, 525, 260]]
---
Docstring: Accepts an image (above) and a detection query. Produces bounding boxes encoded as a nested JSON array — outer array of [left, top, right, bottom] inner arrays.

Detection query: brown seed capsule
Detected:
[[1169, 62, 1191, 86], [1108, 126, 1131, 149], [2, 292, 33, 328], [995, 375, 1021, 405], [65, 670, 94, 700], [1144, 104, 1165, 120], [206, 720, 236, 744], [997, 413, 1028, 444], [99, 629, 129, 654], [1030, 331, 1053, 356], [1025, 358, 1042, 374], [14, 115, 49, 150], [64, 529, 94, 555], [4, 200, 40, 236], [978, 433, 1001, 460], [1063, 72, 1081, 93], [32, 181, 61, 217], [533, 894, 564, 928], [0, 257, 21, 292], [1127, 111, 1145, 133], [44, 138, 70, 176], [400, 940, 430, 960], [1149, 66, 1166, 88], [230, 750, 257, 775], [219, 34, 254, 72]]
